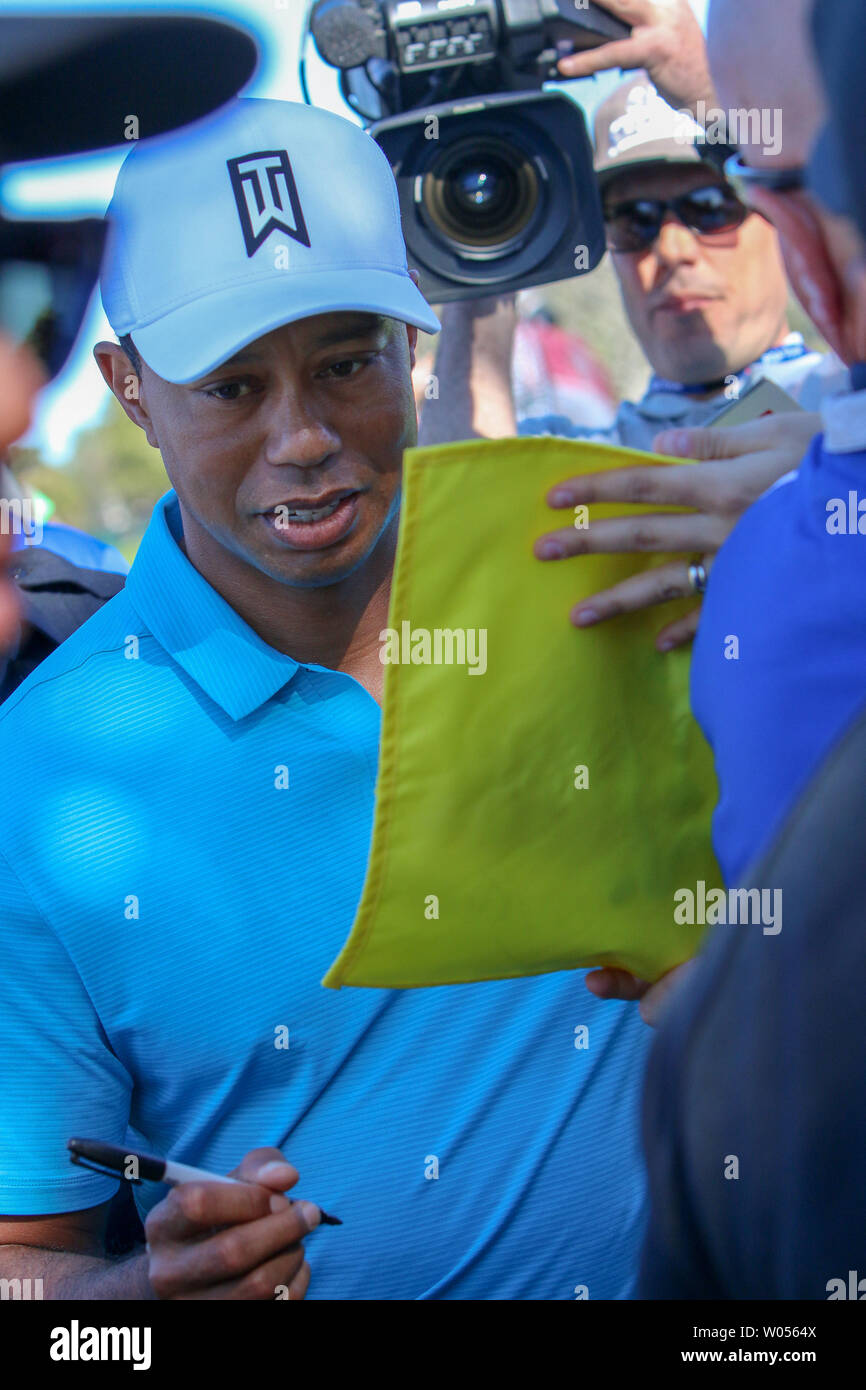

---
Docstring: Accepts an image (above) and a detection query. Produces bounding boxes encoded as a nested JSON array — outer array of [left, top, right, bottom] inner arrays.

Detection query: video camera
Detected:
[[308, 0, 630, 301]]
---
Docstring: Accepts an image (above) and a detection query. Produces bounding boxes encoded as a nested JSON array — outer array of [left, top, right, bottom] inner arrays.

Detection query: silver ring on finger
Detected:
[[687, 562, 708, 595]]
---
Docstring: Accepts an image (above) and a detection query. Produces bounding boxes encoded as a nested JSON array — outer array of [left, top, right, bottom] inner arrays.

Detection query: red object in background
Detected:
[[513, 311, 617, 430]]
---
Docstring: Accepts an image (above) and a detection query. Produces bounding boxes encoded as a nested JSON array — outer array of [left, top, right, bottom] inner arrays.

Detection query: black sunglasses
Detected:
[[0, 214, 106, 380], [723, 152, 806, 208], [603, 183, 749, 254]]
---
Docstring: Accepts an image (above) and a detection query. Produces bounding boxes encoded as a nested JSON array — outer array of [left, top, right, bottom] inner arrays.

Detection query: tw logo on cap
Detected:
[[227, 149, 311, 257]]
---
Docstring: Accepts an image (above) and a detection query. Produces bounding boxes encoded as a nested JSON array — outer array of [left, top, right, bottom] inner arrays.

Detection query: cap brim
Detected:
[[127, 268, 442, 383], [595, 149, 705, 186], [0, 15, 257, 162]]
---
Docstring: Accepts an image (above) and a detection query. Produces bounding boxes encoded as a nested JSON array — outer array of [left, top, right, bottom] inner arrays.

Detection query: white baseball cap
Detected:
[[101, 97, 440, 383], [593, 76, 710, 186]]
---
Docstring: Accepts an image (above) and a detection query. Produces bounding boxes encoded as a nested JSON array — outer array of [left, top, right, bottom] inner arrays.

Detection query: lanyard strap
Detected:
[[648, 334, 812, 397]]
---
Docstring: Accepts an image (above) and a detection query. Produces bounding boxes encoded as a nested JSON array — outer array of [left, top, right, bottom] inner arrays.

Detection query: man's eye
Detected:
[[205, 381, 251, 401], [323, 358, 365, 380]]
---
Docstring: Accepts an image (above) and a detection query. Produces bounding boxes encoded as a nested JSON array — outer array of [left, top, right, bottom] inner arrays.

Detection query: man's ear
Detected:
[[821, 210, 866, 366], [93, 341, 159, 447], [406, 269, 425, 370], [751, 188, 847, 359], [406, 322, 418, 370]]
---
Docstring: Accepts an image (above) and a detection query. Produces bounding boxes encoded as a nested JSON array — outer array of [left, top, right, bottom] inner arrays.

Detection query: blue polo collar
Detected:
[[125, 491, 301, 721]]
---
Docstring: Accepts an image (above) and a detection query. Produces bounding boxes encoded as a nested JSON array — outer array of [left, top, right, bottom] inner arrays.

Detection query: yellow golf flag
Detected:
[[323, 436, 721, 990]]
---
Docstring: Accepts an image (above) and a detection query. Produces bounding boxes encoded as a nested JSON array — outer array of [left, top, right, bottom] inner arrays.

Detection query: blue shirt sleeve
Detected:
[[518, 414, 591, 438], [26, 523, 129, 576], [0, 848, 133, 1215]]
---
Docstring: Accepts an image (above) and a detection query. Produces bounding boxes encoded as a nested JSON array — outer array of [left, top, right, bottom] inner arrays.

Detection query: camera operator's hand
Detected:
[[145, 1149, 319, 1299], [556, 1, 717, 117], [534, 410, 821, 651]]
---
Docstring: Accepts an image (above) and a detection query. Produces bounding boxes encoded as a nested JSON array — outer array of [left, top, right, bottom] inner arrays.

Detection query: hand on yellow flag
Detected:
[[323, 436, 722, 990]]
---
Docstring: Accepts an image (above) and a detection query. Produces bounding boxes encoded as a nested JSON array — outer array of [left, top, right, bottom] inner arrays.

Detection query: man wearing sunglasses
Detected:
[[681, 0, 866, 890], [633, 0, 866, 1300], [584, 74, 822, 433], [421, 72, 826, 657], [422, 73, 825, 454]]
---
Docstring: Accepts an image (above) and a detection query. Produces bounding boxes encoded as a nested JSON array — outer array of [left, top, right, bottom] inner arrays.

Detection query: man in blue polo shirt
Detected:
[[687, 0, 866, 887], [0, 98, 650, 1300], [636, 0, 866, 1298]]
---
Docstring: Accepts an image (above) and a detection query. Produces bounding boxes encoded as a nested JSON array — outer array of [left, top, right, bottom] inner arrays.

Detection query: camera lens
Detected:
[[421, 136, 540, 254], [450, 161, 508, 215]]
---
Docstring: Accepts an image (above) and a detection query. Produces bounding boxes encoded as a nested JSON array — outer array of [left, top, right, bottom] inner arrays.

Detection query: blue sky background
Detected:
[[3, 0, 709, 462]]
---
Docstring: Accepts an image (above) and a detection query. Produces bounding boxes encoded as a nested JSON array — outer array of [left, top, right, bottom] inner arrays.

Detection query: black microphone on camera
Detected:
[[310, 0, 382, 70]]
